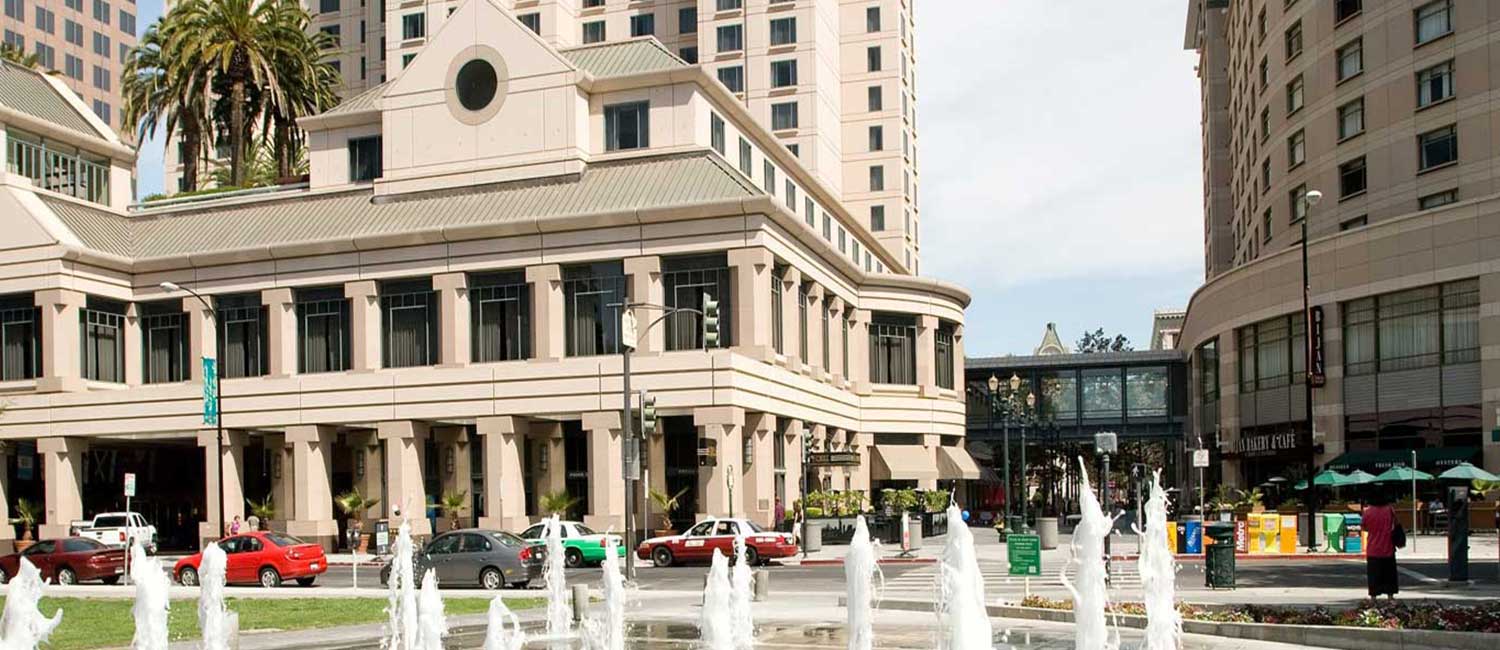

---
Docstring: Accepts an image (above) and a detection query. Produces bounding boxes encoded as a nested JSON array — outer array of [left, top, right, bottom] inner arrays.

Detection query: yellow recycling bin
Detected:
[[1278, 514, 1298, 554]]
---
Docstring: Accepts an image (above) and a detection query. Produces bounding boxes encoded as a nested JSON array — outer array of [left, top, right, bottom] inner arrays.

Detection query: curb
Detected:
[[797, 557, 938, 566]]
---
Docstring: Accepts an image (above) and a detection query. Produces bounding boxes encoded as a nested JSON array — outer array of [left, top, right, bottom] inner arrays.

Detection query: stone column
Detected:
[[779, 267, 803, 371], [378, 420, 431, 537], [261, 432, 293, 529], [917, 434, 939, 491], [1480, 272, 1500, 473], [582, 411, 624, 531], [533, 421, 566, 500], [827, 298, 846, 385], [782, 419, 804, 509], [809, 424, 828, 491], [433, 273, 471, 366], [286, 425, 338, 550], [184, 295, 217, 382], [527, 265, 565, 361], [742, 413, 776, 527], [262, 288, 298, 377], [38, 437, 86, 539], [647, 426, 668, 529], [726, 247, 775, 361], [196, 430, 247, 547], [951, 323, 966, 393], [917, 314, 939, 396], [1218, 324, 1242, 487], [623, 256, 663, 354], [849, 309, 871, 395], [433, 426, 472, 532], [827, 429, 849, 491], [123, 303, 143, 386], [476, 416, 529, 531], [346, 430, 383, 519], [695, 407, 744, 519], [847, 431, 872, 495], [345, 280, 381, 371], [34, 289, 85, 392], [1315, 300, 1346, 464], [805, 284, 825, 380]]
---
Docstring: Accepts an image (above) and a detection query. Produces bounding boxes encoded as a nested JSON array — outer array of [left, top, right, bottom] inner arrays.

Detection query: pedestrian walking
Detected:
[[1362, 490, 1402, 600], [230, 515, 243, 536]]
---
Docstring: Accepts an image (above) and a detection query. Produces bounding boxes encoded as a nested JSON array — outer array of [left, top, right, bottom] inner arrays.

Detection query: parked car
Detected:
[[0, 537, 126, 585], [69, 512, 158, 555], [173, 531, 327, 588], [380, 529, 543, 590], [635, 517, 797, 567], [518, 520, 625, 568]]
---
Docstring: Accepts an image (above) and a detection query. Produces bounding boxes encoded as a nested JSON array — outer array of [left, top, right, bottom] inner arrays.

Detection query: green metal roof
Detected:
[[0, 61, 106, 139], [559, 39, 689, 78]]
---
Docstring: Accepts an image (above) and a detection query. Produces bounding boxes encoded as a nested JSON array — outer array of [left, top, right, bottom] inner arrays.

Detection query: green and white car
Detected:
[[519, 521, 626, 568]]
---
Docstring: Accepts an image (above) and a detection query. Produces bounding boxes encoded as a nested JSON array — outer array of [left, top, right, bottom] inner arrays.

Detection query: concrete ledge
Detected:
[[871, 599, 1500, 650]]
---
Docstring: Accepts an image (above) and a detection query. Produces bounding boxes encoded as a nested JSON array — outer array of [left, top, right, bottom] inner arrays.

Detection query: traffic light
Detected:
[[641, 392, 658, 435], [702, 293, 720, 348]]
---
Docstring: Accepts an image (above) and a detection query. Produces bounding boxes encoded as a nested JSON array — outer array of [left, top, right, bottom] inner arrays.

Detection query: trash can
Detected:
[[803, 521, 823, 553], [1321, 513, 1346, 553], [1037, 516, 1059, 550], [1204, 522, 1237, 589]]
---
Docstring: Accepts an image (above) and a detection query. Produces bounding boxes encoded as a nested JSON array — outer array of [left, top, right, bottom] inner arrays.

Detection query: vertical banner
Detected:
[[1309, 305, 1326, 387], [202, 357, 218, 425]]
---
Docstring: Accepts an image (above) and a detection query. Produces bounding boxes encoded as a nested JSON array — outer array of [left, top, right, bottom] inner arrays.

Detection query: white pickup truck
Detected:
[[69, 512, 158, 555]]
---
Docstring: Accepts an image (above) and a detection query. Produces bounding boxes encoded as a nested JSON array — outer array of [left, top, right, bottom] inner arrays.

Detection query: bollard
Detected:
[[227, 612, 241, 650], [752, 569, 769, 602], [571, 583, 590, 623]]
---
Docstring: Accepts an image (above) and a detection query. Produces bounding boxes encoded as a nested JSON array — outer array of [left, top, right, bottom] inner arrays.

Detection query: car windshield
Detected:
[[265, 533, 305, 547], [743, 521, 765, 533], [94, 516, 128, 528], [63, 538, 105, 552], [520, 525, 543, 539], [490, 531, 523, 548], [574, 524, 598, 536]]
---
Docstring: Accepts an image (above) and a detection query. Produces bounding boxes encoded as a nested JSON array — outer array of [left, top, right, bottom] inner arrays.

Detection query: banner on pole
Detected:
[[202, 357, 218, 425]]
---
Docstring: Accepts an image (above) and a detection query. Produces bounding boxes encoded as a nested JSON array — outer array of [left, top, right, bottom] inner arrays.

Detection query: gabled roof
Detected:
[[559, 38, 689, 78], [0, 61, 105, 139], [44, 152, 760, 261], [320, 81, 388, 118]]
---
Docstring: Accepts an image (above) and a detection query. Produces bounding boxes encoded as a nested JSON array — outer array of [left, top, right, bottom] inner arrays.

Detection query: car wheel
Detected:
[[0, 567, 9, 585], [480, 567, 503, 591], [743, 546, 760, 567], [179, 567, 199, 586], [507, 580, 531, 589], [564, 547, 585, 569], [295, 576, 316, 587], [56, 567, 77, 586], [101, 576, 121, 585], [652, 546, 674, 568], [258, 567, 282, 588], [379, 566, 391, 586]]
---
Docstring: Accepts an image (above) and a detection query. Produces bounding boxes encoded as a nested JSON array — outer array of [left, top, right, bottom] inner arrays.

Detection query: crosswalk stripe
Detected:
[[875, 563, 1142, 592]]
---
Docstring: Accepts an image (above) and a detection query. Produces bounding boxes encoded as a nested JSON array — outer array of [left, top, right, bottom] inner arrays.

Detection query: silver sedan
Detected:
[[380, 529, 544, 590]]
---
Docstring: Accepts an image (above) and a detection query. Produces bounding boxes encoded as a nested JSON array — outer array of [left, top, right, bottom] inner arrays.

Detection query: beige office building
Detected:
[[1, 0, 138, 134], [1181, 0, 1500, 487], [0, 0, 969, 554]]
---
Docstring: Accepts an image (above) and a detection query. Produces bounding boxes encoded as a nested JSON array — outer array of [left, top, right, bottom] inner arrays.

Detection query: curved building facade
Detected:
[[1182, 0, 1500, 486]]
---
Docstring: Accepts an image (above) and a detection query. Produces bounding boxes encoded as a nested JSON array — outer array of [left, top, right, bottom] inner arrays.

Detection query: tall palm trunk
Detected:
[[182, 122, 202, 192], [274, 114, 293, 180], [230, 77, 247, 187]]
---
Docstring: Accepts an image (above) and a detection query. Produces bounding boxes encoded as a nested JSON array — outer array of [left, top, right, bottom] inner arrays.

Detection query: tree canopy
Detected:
[[1075, 328, 1133, 354]]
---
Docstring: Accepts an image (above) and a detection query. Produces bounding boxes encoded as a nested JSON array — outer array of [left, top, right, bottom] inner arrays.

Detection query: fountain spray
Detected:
[[129, 542, 170, 650], [938, 503, 992, 650], [198, 543, 234, 650], [1062, 457, 1118, 650], [483, 596, 525, 650], [729, 533, 755, 650], [0, 558, 62, 650], [844, 515, 881, 650], [415, 569, 447, 650], [385, 520, 418, 650], [1133, 469, 1182, 650], [700, 549, 734, 650], [597, 535, 626, 650], [543, 515, 572, 638]]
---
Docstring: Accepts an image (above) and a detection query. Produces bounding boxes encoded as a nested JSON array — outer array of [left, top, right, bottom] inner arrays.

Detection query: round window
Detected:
[[455, 59, 498, 112]]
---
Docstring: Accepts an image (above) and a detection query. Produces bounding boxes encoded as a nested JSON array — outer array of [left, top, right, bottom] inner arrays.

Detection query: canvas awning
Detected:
[[871, 445, 940, 482], [1325, 447, 1479, 473], [936, 446, 981, 480]]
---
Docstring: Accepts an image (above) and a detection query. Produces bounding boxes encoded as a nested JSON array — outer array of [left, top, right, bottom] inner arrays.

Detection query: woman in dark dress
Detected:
[[1362, 490, 1399, 599]]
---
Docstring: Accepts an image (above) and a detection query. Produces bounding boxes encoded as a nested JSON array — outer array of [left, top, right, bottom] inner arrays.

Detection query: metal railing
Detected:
[[8, 137, 109, 204]]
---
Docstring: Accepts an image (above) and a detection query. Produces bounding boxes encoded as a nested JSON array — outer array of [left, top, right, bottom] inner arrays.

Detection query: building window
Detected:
[[841, 315, 850, 377], [1337, 38, 1362, 82], [1339, 157, 1367, 198], [1416, 60, 1454, 107], [710, 113, 725, 155], [92, 31, 109, 56], [717, 24, 743, 52], [1344, 278, 1476, 376], [401, 12, 425, 40], [771, 265, 784, 355], [401, 53, 415, 68], [1236, 313, 1305, 391], [764, 160, 776, 194], [1337, 98, 1364, 140], [1290, 183, 1309, 221], [470, 271, 530, 363], [716, 0, 742, 10], [837, 228, 847, 254], [1286, 74, 1304, 114], [1284, 20, 1303, 60], [141, 304, 188, 384], [717, 65, 744, 93], [1336, 0, 1362, 23], [934, 322, 954, 389], [869, 165, 884, 191], [216, 294, 267, 378], [1287, 129, 1305, 167], [820, 301, 830, 369], [770, 59, 797, 87], [296, 287, 349, 374], [870, 205, 885, 231], [582, 20, 605, 43], [866, 46, 881, 72], [80, 299, 125, 383], [867, 85, 882, 111], [1258, 107, 1269, 142], [1262, 209, 1273, 243], [771, 102, 798, 130], [1260, 159, 1270, 193], [1340, 215, 1368, 231], [1419, 189, 1458, 210], [348, 136, 382, 182], [769, 17, 795, 45], [65, 20, 81, 45], [868, 125, 884, 151], [630, 13, 655, 37], [604, 102, 650, 151], [785, 180, 796, 210], [680, 47, 698, 64], [822, 212, 831, 240], [866, 6, 881, 32], [320, 24, 341, 46], [797, 283, 809, 360], [582, 0, 603, 7], [662, 254, 732, 350], [869, 313, 915, 385], [679, 7, 696, 33], [1418, 124, 1457, 170], [1256, 7, 1267, 40], [804, 198, 815, 226], [738, 137, 752, 177], [1415, 0, 1453, 45], [92, 0, 108, 23], [567, 261, 627, 357], [1258, 57, 1267, 90], [379, 280, 438, 368], [518, 13, 540, 34], [0, 296, 39, 381]]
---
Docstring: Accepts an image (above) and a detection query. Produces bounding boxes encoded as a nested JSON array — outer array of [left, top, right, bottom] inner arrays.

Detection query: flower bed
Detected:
[[1017, 596, 1500, 634]]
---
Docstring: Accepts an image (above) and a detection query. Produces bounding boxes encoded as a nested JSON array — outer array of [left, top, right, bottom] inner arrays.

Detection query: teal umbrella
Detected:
[[1438, 463, 1500, 482], [1345, 470, 1378, 485], [1293, 470, 1355, 490], [1373, 466, 1434, 483]]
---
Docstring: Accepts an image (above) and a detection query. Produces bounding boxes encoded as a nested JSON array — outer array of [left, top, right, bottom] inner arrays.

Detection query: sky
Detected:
[[132, 0, 1204, 357]]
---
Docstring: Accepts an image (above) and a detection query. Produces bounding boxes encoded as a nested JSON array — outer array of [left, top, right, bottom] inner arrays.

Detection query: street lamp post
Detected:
[[160, 281, 223, 545], [1020, 391, 1035, 533], [987, 375, 1005, 529], [1300, 189, 1323, 552]]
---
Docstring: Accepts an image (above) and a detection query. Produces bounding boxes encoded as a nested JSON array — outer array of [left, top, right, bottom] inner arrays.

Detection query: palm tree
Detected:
[[263, 9, 339, 180], [439, 491, 468, 531], [123, 15, 210, 192], [0, 44, 40, 69], [540, 491, 580, 518]]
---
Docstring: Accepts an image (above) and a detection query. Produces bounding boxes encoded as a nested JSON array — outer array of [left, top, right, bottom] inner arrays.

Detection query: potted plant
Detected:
[[540, 491, 580, 519], [647, 487, 688, 536], [246, 495, 276, 530], [1277, 497, 1303, 515], [438, 490, 468, 531], [335, 489, 379, 552], [923, 489, 950, 513], [12, 498, 38, 552]]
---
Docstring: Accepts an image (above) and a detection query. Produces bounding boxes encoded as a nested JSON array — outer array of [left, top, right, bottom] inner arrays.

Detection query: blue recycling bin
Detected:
[[1184, 520, 1203, 554]]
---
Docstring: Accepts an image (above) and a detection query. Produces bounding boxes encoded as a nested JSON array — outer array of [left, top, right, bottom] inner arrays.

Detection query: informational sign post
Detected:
[[1007, 533, 1041, 576]]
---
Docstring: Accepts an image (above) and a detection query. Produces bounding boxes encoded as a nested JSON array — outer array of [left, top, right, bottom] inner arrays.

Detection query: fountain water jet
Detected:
[[198, 542, 235, 650], [699, 549, 734, 650], [593, 535, 626, 650], [543, 515, 572, 638], [729, 534, 754, 650], [129, 542, 170, 650], [844, 515, 881, 650], [0, 558, 62, 650], [483, 596, 525, 650], [415, 569, 447, 650], [1062, 457, 1118, 650], [1133, 469, 1182, 650], [385, 521, 419, 650], [938, 503, 992, 650]]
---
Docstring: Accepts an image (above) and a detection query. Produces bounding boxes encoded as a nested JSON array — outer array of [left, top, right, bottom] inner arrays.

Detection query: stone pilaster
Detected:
[[695, 406, 745, 519], [38, 437, 87, 539], [623, 256, 663, 353], [260, 432, 292, 530], [0, 445, 11, 553], [345, 430, 383, 520], [476, 416, 529, 531], [433, 273, 471, 366], [782, 419, 805, 509], [123, 303, 143, 386], [184, 295, 216, 382], [742, 413, 776, 527], [262, 288, 298, 377], [917, 314, 939, 396], [827, 297, 846, 385], [432, 426, 472, 532], [533, 421, 567, 502], [849, 309, 871, 395], [527, 265, 565, 361], [805, 284, 825, 380], [286, 425, 338, 550], [582, 411, 624, 531], [345, 280, 381, 371], [726, 247, 775, 361], [378, 420, 431, 537], [1480, 272, 1500, 473], [779, 267, 803, 371], [196, 430, 247, 547], [34, 289, 85, 392]]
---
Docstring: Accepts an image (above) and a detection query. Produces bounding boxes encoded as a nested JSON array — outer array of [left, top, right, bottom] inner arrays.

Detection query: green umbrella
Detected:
[[1345, 470, 1378, 485], [1438, 463, 1500, 482], [1294, 470, 1355, 490], [1373, 466, 1434, 483]]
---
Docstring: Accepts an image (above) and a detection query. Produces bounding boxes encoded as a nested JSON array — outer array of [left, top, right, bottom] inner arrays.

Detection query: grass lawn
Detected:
[[6, 596, 545, 650]]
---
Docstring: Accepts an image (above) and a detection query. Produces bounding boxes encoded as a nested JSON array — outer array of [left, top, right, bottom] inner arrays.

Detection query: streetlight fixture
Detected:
[[160, 281, 225, 544], [986, 374, 1004, 531], [1299, 189, 1323, 553], [1020, 390, 1035, 532]]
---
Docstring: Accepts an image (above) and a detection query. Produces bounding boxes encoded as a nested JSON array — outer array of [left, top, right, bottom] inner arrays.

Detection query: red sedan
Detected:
[[0, 538, 126, 585], [635, 517, 798, 567], [174, 531, 327, 588]]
